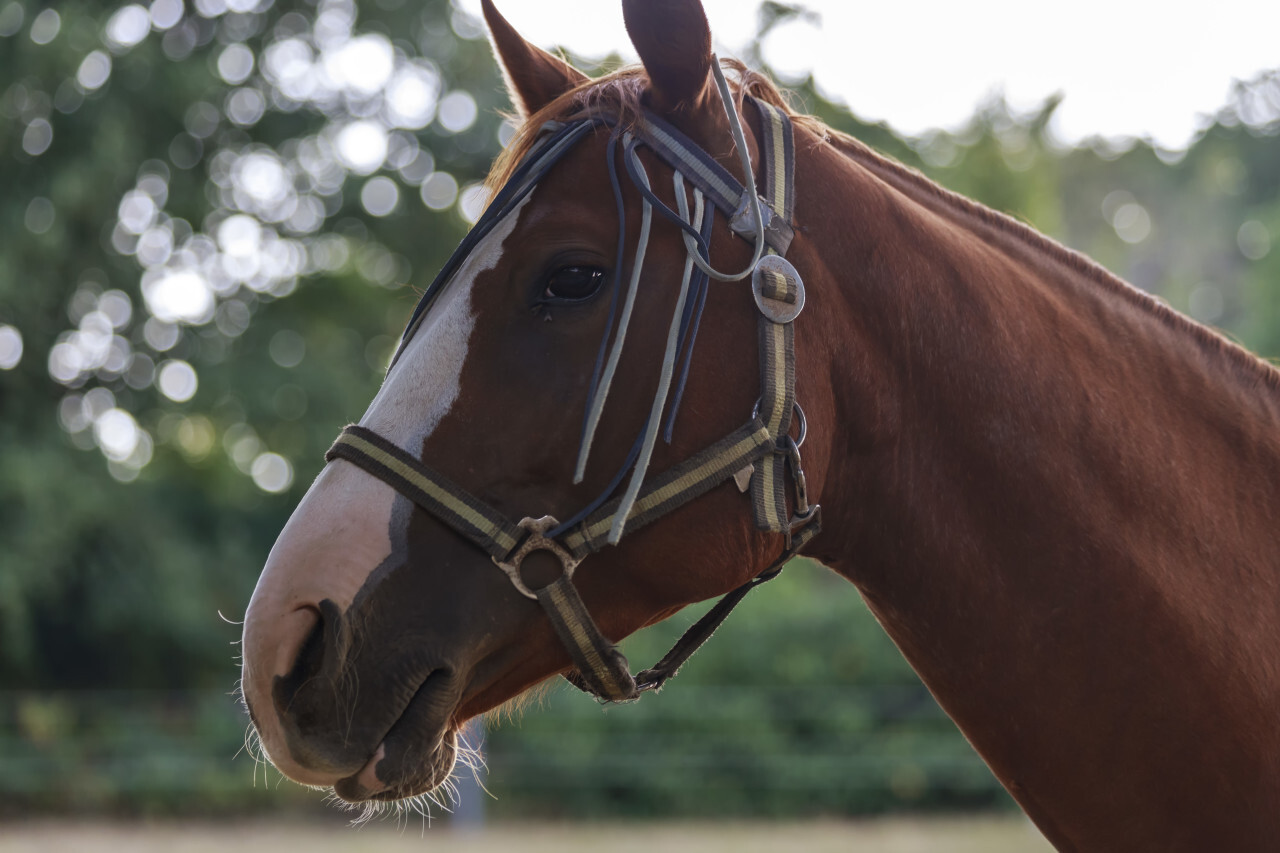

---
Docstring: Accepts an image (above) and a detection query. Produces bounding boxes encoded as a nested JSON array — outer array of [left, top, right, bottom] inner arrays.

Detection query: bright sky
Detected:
[[459, 0, 1280, 150]]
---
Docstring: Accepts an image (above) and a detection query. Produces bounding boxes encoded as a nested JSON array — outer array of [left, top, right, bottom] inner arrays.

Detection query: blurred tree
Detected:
[[0, 0, 508, 687]]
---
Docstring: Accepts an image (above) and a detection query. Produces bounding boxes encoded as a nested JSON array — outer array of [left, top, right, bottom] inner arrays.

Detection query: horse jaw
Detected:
[[240, 194, 533, 791]]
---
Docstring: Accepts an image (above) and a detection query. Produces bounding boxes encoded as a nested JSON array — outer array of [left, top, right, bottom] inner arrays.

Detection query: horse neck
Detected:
[[792, 129, 1280, 845]]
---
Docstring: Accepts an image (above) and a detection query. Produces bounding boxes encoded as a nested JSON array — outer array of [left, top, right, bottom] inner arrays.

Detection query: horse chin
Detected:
[[322, 668, 467, 804], [332, 727, 459, 803]]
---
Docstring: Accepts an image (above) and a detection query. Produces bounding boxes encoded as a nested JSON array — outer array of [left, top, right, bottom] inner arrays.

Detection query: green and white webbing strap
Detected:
[[537, 575, 639, 702], [755, 100, 795, 224], [329, 426, 640, 701], [325, 425, 524, 562], [752, 316, 797, 533], [749, 99, 801, 535], [561, 418, 775, 559]]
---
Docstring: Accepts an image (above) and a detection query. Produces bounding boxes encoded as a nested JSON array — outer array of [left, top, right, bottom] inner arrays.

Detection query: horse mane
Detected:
[[487, 59, 1280, 395]]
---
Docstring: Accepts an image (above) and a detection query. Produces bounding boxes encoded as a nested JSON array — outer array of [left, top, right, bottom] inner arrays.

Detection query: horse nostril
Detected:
[[272, 601, 335, 717], [244, 596, 364, 784]]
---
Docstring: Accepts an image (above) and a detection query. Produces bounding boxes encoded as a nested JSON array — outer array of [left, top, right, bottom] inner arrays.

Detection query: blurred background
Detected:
[[1, 0, 1277, 846]]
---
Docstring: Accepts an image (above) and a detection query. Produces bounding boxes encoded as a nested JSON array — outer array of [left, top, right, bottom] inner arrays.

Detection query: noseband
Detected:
[[325, 61, 821, 703]]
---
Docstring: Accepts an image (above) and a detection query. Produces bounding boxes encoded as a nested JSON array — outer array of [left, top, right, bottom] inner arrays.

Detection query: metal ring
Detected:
[[492, 515, 581, 601], [750, 398, 806, 449]]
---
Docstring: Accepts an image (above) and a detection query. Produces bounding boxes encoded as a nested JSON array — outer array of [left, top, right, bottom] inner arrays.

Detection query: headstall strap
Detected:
[[323, 72, 821, 705], [746, 99, 820, 553]]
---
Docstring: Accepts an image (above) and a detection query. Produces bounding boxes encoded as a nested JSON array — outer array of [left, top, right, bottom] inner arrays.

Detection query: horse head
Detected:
[[241, 0, 829, 804]]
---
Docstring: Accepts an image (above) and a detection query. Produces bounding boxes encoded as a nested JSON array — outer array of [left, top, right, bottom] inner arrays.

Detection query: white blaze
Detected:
[[241, 193, 534, 784], [362, 193, 531, 450]]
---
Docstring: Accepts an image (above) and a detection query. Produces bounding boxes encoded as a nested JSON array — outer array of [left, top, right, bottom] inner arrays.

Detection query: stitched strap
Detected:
[[561, 419, 775, 559], [537, 575, 639, 702], [325, 426, 525, 561], [751, 319, 797, 532], [754, 100, 795, 222], [748, 99, 800, 534], [634, 111, 794, 256]]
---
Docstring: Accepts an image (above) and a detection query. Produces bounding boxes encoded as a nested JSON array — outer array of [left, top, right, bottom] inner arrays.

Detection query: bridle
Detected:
[[324, 60, 821, 703]]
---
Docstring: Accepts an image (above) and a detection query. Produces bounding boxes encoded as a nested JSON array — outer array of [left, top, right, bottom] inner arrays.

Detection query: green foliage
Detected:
[[0, 0, 1277, 821], [0, 689, 323, 818], [0, 0, 504, 688], [485, 562, 1014, 818]]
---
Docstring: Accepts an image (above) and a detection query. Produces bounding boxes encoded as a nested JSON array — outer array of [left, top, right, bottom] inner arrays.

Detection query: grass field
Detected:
[[0, 818, 1054, 852]]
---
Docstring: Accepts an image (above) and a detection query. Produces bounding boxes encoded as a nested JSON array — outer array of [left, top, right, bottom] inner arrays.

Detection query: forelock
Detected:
[[483, 59, 815, 202]]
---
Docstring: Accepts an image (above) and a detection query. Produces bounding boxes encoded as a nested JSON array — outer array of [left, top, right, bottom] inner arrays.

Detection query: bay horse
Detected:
[[240, 0, 1280, 848]]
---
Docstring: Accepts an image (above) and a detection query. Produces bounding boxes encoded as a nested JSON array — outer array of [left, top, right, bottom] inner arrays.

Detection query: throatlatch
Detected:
[[325, 59, 820, 703]]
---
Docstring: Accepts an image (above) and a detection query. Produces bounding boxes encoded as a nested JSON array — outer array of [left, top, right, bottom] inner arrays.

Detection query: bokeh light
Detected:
[[323, 33, 393, 96], [1112, 203, 1152, 244], [361, 176, 400, 216], [143, 317, 180, 352], [269, 329, 305, 368], [225, 87, 265, 126], [93, 408, 141, 461], [1102, 190, 1152, 245], [1189, 283, 1224, 323], [437, 90, 477, 133], [40, 0, 501, 475], [76, 51, 112, 91], [385, 64, 441, 129], [1238, 220, 1271, 260], [144, 270, 214, 324], [25, 197, 54, 233], [175, 414, 216, 460], [250, 452, 294, 493], [149, 0, 183, 30], [0, 3, 23, 38], [105, 5, 150, 51], [0, 324, 22, 369], [22, 118, 52, 156], [458, 183, 487, 224], [216, 43, 255, 85], [28, 8, 59, 45], [420, 171, 458, 210], [334, 120, 388, 174], [157, 359, 198, 402]]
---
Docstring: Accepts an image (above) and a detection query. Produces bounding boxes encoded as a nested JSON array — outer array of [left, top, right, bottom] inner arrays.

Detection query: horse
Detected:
[[240, 0, 1280, 847]]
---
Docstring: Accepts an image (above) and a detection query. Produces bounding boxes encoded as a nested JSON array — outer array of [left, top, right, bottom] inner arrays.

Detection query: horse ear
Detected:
[[481, 0, 588, 117], [622, 0, 714, 114]]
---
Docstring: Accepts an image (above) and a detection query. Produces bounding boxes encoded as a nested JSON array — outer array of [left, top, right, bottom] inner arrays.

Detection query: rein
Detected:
[[325, 61, 821, 703]]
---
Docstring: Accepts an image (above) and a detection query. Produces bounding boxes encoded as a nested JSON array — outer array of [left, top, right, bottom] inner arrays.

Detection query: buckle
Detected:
[[730, 193, 795, 255], [492, 515, 582, 600]]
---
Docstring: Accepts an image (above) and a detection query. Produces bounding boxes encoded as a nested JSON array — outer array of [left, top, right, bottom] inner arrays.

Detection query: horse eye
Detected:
[[542, 266, 606, 303]]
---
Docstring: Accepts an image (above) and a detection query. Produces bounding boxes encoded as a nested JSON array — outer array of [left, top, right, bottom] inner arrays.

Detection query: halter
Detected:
[[325, 61, 821, 703]]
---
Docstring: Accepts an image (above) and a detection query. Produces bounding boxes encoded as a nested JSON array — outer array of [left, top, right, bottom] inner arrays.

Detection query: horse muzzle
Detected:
[[242, 595, 467, 801]]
